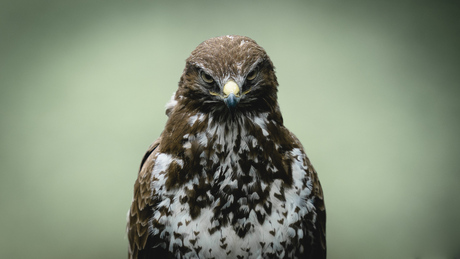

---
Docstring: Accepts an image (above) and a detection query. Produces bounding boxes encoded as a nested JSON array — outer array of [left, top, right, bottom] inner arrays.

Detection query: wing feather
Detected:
[[128, 138, 163, 259], [289, 131, 327, 259], [309, 167, 327, 259]]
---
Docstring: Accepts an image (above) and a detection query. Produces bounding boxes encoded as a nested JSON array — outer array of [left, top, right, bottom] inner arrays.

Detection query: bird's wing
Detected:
[[290, 132, 327, 259], [309, 165, 327, 259], [127, 138, 166, 259]]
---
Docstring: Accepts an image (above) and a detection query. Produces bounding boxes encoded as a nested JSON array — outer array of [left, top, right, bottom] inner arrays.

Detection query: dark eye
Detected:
[[200, 71, 214, 84], [246, 69, 258, 81]]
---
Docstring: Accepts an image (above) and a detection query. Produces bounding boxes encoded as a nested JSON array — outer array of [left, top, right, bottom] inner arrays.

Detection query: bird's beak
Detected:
[[223, 80, 240, 111]]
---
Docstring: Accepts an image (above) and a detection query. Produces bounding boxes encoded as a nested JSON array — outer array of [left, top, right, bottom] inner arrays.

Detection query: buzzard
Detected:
[[128, 35, 326, 259]]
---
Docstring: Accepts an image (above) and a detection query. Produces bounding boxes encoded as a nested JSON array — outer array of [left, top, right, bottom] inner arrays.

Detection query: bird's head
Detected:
[[176, 35, 279, 118]]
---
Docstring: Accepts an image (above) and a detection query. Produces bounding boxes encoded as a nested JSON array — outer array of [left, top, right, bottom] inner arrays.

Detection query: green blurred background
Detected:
[[1, 0, 459, 258]]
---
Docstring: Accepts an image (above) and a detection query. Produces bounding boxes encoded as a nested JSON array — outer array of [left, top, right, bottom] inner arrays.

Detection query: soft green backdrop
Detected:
[[1, 1, 459, 258]]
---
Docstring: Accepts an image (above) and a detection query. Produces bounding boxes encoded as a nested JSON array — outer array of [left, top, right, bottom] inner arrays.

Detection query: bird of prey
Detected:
[[127, 35, 326, 259]]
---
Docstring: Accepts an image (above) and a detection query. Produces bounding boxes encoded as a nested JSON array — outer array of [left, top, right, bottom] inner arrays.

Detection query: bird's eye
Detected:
[[246, 69, 258, 81], [200, 71, 214, 84]]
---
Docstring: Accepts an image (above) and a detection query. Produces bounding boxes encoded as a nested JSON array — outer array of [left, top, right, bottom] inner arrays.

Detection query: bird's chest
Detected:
[[159, 178, 306, 259], [150, 145, 314, 259], [150, 116, 315, 258]]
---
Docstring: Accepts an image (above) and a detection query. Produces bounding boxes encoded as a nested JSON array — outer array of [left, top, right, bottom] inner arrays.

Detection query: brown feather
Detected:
[[127, 139, 161, 259]]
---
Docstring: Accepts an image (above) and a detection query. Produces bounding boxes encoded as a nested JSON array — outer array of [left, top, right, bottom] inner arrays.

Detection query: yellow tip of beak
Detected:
[[223, 80, 240, 97]]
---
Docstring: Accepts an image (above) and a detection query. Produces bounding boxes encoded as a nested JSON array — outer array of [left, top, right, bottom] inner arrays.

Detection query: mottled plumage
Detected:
[[128, 35, 326, 259]]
